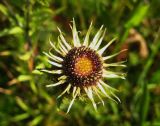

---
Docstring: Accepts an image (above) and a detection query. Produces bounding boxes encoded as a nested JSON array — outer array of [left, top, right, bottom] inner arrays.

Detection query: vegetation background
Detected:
[[0, 0, 160, 126]]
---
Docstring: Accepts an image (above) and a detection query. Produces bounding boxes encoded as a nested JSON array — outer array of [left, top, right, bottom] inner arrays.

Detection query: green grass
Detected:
[[0, 0, 160, 126]]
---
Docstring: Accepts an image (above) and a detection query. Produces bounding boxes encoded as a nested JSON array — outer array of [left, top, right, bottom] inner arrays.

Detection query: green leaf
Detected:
[[0, 4, 8, 16], [16, 97, 29, 111], [18, 52, 31, 61], [35, 63, 45, 69], [29, 115, 43, 126], [32, 70, 43, 75], [30, 80, 38, 94], [38, 0, 50, 6], [12, 113, 30, 121], [129, 52, 139, 66], [17, 75, 31, 82], [9, 26, 23, 34], [125, 4, 149, 28], [139, 83, 150, 126], [0, 27, 23, 37]]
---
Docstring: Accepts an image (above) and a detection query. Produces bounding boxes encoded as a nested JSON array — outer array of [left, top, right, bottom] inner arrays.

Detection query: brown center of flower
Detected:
[[62, 46, 103, 87]]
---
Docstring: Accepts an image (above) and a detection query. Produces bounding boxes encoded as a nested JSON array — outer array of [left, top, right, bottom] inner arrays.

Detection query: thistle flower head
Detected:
[[42, 19, 126, 113]]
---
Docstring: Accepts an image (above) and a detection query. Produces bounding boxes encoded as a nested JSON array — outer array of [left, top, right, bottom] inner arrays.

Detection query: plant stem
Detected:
[[25, 0, 32, 49], [138, 27, 160, 126]]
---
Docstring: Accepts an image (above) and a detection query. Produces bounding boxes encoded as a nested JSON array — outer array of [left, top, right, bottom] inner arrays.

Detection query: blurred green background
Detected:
[[0, 0, 160, 126]]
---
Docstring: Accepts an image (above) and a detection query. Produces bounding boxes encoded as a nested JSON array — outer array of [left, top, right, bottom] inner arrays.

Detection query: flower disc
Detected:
[[62, 46, 103, 87]]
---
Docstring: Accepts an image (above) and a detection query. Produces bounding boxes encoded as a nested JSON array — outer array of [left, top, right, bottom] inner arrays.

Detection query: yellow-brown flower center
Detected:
[[62, 46, 103, 87], [75, 56, 93, 76]]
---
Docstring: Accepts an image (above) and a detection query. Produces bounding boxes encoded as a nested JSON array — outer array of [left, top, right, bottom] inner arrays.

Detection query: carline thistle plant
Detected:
[[42, 19, 126, 113]]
